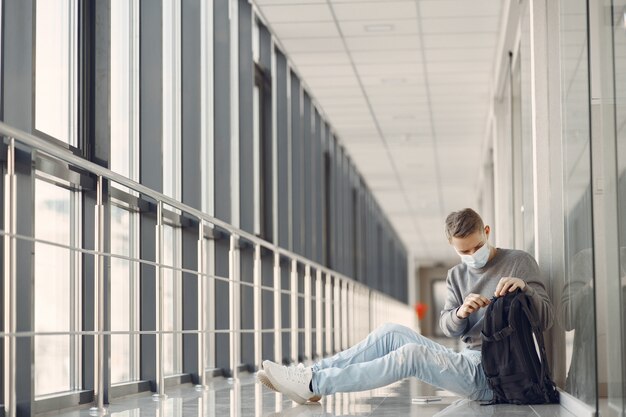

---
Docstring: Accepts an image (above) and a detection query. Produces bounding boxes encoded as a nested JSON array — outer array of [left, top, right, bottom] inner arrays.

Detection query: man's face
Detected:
[[450, 226, 490, 256]]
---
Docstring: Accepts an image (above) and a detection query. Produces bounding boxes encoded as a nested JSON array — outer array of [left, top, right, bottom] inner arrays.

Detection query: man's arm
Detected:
[[439, 271, 469, 337], [497, 253, 554, 331]]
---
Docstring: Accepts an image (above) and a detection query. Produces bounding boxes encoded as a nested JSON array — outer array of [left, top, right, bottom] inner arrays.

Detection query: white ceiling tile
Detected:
[[425, 47, 495, 61], [281, 37, 345, 53], [350, 50, 423, 64], [288, 52, 352, 65], [256, 0, 325, 4], [426, 61, 492, 73], [258, 1, 499, 263], [339, 19, 418, 37], [305, 75, 360, 87], [271, 22, 341, 39], [423, 33, 498, 49], [420, 16, 500, 34], [298, 65, 356, 78], [345, 35, 421, 51], [356, 63, 423, 76], [427, 71, 491, 84], [418, 0, 501, 18], [257, 4, 334, 23], [332, 1, 417, 21]]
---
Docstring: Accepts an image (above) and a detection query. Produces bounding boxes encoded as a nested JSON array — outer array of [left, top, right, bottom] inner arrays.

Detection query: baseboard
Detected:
[[557, 388, 596, 417]]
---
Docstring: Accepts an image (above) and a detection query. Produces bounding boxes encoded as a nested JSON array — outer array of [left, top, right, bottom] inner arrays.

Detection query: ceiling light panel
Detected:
[[339, 19, 417, 37]]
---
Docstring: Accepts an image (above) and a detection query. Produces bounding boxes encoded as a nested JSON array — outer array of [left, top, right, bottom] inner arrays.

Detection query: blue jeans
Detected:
[[310, 323, 494, 401]]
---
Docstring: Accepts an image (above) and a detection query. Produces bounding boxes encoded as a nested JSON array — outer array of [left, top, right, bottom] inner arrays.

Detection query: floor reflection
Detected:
[[54, 373, 575, 417]]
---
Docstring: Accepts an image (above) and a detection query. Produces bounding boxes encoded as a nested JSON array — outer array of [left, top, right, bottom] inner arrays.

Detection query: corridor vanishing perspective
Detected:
[[1, 0, 626, 416]]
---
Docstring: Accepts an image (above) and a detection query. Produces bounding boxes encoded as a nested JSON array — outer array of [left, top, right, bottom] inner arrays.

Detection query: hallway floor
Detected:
[[52, 373, 577, 417]]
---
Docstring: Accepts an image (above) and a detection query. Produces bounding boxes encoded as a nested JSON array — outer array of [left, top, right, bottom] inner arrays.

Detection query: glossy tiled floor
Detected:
[[52, 374, 577, 417]]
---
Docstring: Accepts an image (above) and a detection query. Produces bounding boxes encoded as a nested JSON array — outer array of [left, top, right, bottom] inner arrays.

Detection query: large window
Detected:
[[35, 0, 77, 146], [162, 0, 183, 375], [558, 0, 596, 407], [110, 0, 140, 384], [34, 178, 81, 396]]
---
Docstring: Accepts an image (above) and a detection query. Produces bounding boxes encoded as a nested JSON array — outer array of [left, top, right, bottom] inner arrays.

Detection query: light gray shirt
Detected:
[[439, 248, 554, 350]]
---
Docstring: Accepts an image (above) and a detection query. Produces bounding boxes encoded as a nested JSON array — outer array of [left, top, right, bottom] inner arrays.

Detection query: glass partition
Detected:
[[557, 0, 597, 407], [611, 0, 626, 412]]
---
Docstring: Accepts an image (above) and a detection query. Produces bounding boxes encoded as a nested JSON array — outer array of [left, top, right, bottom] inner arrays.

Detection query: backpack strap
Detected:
[[481, 326, 513, 342]]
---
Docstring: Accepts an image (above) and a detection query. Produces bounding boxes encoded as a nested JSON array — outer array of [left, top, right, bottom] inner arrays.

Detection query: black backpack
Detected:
[[480, 290, 559, 404]]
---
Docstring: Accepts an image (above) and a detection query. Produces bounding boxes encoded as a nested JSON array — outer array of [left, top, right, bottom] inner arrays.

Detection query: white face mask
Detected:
[[457, 241, 491, 269]]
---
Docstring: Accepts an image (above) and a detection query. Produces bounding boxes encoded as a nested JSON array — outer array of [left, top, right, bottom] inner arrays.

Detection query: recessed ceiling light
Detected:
[[364, 24, 394, 33]]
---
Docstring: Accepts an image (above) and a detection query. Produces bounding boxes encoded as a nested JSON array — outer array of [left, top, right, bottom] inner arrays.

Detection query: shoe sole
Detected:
[[259, 367, 321, 403], [257, 370, 278, 392], [264, 364, 309, 405]]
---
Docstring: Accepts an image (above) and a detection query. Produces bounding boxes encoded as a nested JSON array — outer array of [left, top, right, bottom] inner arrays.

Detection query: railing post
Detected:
[[196, 221, 207, 389], [290, 259, 298, 364], [341, 281, 350, 350], [349, 283, 355, 347], [3, 138, 17, 417], [333, 278, 341, 354], [315, 269, 323, 360], [325, 273, 332, 356], [207, 232, 216, 371], [304, 265, 312, 362], [90, 176, 107, 414], [273, 253, 282, 363], [229, 235, 241, 377], [253, 244, 262, 369], [154, 201, 166, 399]]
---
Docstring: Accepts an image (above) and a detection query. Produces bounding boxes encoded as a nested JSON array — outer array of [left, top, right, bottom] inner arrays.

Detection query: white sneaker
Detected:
[[258, 365, 322, 402], [263, 360, 315, 405]]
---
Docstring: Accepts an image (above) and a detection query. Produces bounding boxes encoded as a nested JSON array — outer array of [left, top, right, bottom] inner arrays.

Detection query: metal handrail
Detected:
[[0, 121, 404, 295], [0, 121, 415, 416]]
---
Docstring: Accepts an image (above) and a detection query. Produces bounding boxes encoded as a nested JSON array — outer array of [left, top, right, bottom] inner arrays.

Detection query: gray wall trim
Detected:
[[33, 391, 93, 415], [139, 0, 163, 389], [84, 0, 112, 404], [2, 0, 35, 414], [290, 73, 302, 255], [275, 49, 289, 249], [213, 0, 231, 375], [238, 0, 254, 234], [302, 92, 312, 260], [108, 381, 152, 400], [181, 0, 202, 382]]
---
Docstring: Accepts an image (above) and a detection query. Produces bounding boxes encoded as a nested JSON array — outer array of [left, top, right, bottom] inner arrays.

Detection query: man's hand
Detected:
[[456, 293, 491, 319], [495, 277, 526, 297]]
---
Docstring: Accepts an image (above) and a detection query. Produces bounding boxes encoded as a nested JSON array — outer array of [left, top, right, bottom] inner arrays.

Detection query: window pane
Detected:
[[35, 0, 76, 145], [558, 0, 596, 406], [163, 225, 181, 375], [110, 205, 133, 384], [34, 179, 75, 396]]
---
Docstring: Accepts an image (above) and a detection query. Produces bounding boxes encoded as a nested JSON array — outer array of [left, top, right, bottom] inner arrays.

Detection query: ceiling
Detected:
[[253, 0, 505, 265]]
